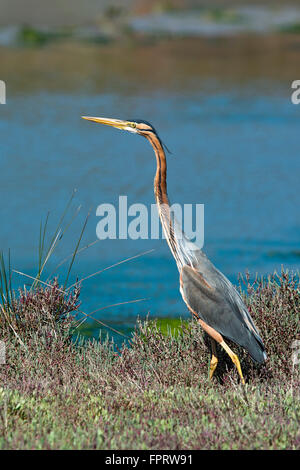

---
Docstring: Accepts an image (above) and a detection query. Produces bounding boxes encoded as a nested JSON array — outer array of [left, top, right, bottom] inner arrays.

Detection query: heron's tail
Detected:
[[246, 333, 267, 364]]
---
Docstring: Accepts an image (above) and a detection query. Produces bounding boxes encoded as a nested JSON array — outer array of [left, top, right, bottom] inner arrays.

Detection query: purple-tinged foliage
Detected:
[[0, 279, 80, 342], [0, 269, 299, 449]]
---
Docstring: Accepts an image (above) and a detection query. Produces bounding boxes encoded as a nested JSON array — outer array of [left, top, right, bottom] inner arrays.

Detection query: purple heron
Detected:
[[82, 116, 267, 384]]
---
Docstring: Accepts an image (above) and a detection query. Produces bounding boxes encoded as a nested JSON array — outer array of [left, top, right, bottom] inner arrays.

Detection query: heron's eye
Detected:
[[130, 122, 136, 128]]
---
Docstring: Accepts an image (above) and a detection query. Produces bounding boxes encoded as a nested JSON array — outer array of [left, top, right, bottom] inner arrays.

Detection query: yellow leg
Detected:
[[209, 338, 218, 380], [220, 340, 245, 385]]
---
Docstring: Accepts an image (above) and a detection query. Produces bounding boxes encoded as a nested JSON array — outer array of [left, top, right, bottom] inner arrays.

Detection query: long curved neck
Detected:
[[146, 133, 183, 267], [146, 132, 170, 208]]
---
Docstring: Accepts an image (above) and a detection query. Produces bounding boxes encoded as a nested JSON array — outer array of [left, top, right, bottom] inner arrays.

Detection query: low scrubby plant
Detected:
[[1, 279, 80, 342], [0, 268, 299, 449]]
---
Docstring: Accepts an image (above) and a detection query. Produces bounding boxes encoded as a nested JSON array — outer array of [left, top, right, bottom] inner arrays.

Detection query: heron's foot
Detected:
[[220, 340, 245, 385], [209, 338, 218, 380], [209, 353, 218, 380]]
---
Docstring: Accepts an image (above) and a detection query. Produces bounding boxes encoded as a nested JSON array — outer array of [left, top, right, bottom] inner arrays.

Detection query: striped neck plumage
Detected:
[[146, 132, 183, 268], [147, 133, 169, 207]]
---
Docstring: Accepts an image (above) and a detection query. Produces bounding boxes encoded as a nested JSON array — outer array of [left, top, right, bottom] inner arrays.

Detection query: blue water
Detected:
[[0, 87, 299, 341]]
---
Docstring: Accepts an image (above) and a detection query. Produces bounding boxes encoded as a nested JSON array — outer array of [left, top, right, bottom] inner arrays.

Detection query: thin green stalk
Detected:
[[63, 211, 90, 290], [34, 190, 78, 289]]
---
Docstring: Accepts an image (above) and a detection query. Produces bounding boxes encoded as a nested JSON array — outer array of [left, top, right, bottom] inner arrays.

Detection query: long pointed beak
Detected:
[[81, 116, 128, 130]]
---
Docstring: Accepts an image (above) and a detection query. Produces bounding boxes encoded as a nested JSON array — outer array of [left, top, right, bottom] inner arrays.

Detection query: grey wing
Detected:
[[168, 209, 266, 363], [179, 249, 266, 364]]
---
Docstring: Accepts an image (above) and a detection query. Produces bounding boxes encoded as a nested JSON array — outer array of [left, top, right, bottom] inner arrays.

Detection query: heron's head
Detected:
[[82, 116, 171, 153], [81, 116, 157, 137]]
